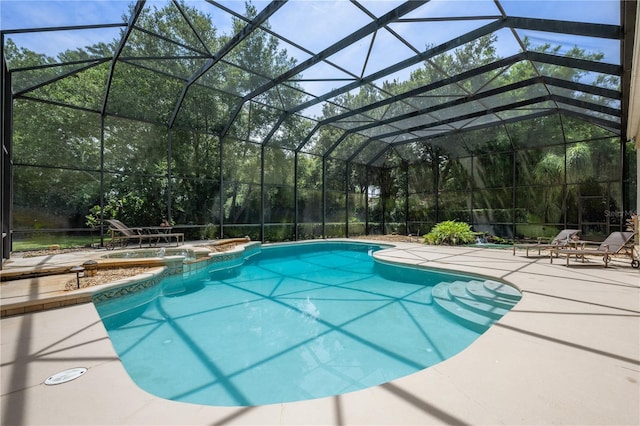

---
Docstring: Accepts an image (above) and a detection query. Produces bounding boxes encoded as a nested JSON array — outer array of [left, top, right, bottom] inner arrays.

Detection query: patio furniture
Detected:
[[549, 231, 636, 268], [105, 219, 184, 249], [512, 229, 581, 257]]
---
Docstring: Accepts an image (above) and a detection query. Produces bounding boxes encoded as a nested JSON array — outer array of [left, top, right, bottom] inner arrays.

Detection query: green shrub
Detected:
[[423, 220, 475, 245]]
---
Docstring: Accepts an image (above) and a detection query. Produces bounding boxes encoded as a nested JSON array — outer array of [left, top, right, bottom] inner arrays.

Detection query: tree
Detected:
[[6, 4, 626, 243]]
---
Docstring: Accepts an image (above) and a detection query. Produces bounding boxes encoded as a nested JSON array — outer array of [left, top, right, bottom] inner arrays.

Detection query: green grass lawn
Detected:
[[12, 235, 99, 252]]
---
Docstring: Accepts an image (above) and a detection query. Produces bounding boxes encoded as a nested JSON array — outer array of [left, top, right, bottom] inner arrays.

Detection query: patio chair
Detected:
[[549, 231, 635, 267], [512, 229, 581, 257], [104, 219, 184, 249]]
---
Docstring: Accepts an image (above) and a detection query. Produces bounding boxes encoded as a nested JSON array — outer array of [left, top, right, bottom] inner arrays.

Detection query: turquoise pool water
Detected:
[[94, 242, 492, 406]]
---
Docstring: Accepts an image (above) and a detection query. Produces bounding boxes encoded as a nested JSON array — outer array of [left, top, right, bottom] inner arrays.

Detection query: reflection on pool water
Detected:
[[94, 241, 520, 407]]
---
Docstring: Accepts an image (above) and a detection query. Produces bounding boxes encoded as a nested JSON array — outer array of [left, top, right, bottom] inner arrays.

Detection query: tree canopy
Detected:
[[4, 0, 632, 242]]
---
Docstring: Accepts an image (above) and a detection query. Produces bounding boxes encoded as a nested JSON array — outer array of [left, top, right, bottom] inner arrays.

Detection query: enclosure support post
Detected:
[[381, 170, 386, 235], [403, 161, 409, 236], [345, 161, 350, 238], [504, 124, 516, 239], [166, 128, 172, 224], [619, 138, 627, 232], [563, 136, 569, 231], [99, 115, 105, 247], [219, 135, 224, 239], [470, 155, 475, 229], [1, 47, 13, 266], [322, 156, 326, 238], [511, 146, 516, 239], [294, 151, 299, 241], [434, 151, 440, 223], [260, 144, 265, 242], [365, 166, 370, 235]]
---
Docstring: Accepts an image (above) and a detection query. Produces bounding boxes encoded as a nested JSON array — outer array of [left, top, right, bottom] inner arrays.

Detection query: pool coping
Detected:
[[1, 239, 639, 425], [0, 240, 259, 317]]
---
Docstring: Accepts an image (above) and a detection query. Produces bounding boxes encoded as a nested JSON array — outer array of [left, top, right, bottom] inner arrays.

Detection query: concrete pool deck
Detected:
[[1, 240, 639, 425]]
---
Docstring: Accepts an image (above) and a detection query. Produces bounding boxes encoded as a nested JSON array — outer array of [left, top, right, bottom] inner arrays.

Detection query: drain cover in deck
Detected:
[[44, 367, 87, 385]]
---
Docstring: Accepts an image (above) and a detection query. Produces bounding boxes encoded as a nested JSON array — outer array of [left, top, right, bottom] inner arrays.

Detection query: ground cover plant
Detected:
[[424, 221, 475, 245]]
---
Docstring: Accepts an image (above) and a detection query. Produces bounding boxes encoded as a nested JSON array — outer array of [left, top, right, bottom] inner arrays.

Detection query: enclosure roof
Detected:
[[1, 0, 635, 165]]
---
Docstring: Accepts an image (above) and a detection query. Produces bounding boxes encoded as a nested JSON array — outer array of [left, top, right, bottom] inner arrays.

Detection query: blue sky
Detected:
[[0, 0, 622, 108], [1, 0, 620, 56], [1, 0, 129, 30], [0, 0, 622, 30]]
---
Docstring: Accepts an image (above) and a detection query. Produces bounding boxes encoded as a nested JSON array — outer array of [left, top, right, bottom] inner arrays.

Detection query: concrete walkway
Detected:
[[1, 241, 639, 425], [0, 247, 168, 317]]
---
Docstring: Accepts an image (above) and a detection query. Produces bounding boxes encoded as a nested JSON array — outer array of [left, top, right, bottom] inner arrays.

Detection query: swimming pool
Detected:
[[93, 241, 519, 406]]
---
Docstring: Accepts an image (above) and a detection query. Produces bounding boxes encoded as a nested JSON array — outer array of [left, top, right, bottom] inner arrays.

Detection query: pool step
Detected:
[[432, 280, 521, 333], [483, 280, 521, 300], [432, 284, 495, 333], [447, 281, 510, 320], [465, 281, 519, 309]]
